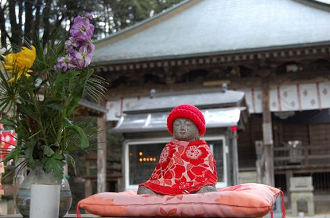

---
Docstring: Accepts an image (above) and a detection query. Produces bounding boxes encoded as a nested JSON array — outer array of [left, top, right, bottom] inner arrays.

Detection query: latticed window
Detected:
[[126, 138, 227, 189]]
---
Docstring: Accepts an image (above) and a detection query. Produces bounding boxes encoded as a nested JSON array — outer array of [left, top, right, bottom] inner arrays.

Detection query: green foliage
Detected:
[[97, 0, 184, 35], [0, 40, 106, 179], [1, 0, 185, 46]]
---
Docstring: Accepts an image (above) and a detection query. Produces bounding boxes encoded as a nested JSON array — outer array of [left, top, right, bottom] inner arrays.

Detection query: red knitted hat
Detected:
[[167, 104, 206, 136]]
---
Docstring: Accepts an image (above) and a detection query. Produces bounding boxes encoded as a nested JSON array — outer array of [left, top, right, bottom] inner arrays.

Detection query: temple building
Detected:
[[90, 0, 330, 212]]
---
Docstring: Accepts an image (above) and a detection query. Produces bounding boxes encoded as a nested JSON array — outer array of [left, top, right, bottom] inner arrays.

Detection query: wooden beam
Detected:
[[97, 115, 107, 193], [275, 164, 330, 172], [203, 80, 231, 87]]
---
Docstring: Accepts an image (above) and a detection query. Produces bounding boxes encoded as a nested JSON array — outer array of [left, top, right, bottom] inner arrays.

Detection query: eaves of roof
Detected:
[[92, 40, 330, 66], [298, 0, 330, 10]]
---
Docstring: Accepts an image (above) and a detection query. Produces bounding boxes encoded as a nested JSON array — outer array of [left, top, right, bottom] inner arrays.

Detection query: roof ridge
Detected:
[[294, 0, 330, 12], [94, 0, 201, 48]]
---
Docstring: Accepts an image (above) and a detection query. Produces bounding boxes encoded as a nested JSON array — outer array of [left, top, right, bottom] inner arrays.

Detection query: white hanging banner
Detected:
[[277, 84, 300, 111], [319, 82, 330, 109], [242, 82, 330, 114], [106, 82, 330, 120], [299, 83, 319, 111], [240, 88, 262, 113]]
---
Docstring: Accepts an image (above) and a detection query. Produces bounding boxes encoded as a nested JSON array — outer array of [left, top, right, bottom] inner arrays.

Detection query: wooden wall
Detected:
[[237, 114, 263, 171]]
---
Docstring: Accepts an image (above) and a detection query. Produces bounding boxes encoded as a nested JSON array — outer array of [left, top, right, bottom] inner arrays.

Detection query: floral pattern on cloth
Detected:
[[139, 138, 218, 195], [76, 183, 285, 218]]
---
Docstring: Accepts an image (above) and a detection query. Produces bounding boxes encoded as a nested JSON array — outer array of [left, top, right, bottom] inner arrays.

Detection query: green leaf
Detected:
[[44, 152, 64, 179], [25, 138, 36, 147], [24, 146, 35, 167], [64, 154, 76, 175], [66, 85, 84, 115], [43, 99, 67, 111], [66, 68, 93, 115], [4, 146, 22, 165], [64, 118, 89, 149], [24, 139, 37, 168], [43, 146, 55, 157], [85, 74, 107, 102], [19, 104, 39, 122], [0, 119, 16, 126], [55, 70, 79, 96]]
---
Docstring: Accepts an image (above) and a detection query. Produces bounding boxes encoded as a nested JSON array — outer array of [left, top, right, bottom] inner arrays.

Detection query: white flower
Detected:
[[0, 48, 5, 73], [0, 61, 4, 73], [0, 48, 6, 56], [185, 146, 202, 159]]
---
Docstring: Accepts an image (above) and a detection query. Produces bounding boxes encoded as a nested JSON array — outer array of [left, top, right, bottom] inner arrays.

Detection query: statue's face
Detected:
[[173, 118, 199, 141]]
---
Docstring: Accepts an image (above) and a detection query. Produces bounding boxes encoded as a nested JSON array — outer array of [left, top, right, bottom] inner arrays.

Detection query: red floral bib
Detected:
[[139, 139, 218, 195]]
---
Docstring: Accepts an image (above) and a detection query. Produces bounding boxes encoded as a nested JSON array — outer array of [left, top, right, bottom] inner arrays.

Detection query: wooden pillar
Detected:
[[97, 115, 107, 193], [261, 76, 275, 186], [286, 170, 293, 207], [232, 130, 239, 185], [85, 160, 92, 197]]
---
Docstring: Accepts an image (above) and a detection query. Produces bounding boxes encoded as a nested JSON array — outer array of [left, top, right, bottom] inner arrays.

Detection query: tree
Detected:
[[0, 0, 184, 47], [0, 2, 8, 47], [96, 0, 184, 37]]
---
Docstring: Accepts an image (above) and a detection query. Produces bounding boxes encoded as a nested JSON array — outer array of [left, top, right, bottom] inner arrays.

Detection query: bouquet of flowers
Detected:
[[0, 13, 105, 179]]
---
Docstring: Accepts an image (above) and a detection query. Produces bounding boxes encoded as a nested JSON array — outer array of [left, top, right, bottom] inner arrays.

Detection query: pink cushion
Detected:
[[77, 183, 283, 217]]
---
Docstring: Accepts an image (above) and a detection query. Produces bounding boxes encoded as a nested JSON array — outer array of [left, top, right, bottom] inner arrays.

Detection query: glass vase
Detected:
[[15, 166, 72, 217]]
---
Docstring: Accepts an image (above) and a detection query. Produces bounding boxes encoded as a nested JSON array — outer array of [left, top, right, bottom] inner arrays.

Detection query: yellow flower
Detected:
[[5, 46, 36, 82]]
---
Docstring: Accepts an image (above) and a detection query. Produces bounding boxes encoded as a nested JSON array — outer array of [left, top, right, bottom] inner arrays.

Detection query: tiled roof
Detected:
[[93, 0, 330, 65], [124, 90, 245, 113]]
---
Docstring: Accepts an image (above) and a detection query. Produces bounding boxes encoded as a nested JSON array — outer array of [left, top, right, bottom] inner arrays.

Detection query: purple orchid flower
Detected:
[[65, 37, 80, 55], [84, 12, 93, 20], [73, 46, 92, 69], [65, 37, 79, 48], [56, 55, 76, 72], [70, 16, 94, 42], [56, 13, 95, 71], [80, 41, 95, 53]]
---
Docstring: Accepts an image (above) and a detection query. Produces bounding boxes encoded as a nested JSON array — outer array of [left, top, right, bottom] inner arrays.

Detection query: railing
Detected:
[[274, 142, 330, 169]]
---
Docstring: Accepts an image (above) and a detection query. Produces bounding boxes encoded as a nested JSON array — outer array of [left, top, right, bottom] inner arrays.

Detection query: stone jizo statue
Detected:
[[138, 104, 217, 195]]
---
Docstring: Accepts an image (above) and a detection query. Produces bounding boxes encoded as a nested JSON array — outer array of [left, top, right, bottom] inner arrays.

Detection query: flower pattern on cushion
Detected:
[[219, 184, 252, 192], [80, 195, 128, 216], [166, 194, 183, 201], [140, 139, 218, 194], [160, 208, 178, 216]]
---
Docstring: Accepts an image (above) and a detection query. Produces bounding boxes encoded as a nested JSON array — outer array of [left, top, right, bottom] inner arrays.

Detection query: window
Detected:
[[209, 140, 226, 185], [124, 136, 227, 190], [128, 142, 163, 185]]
